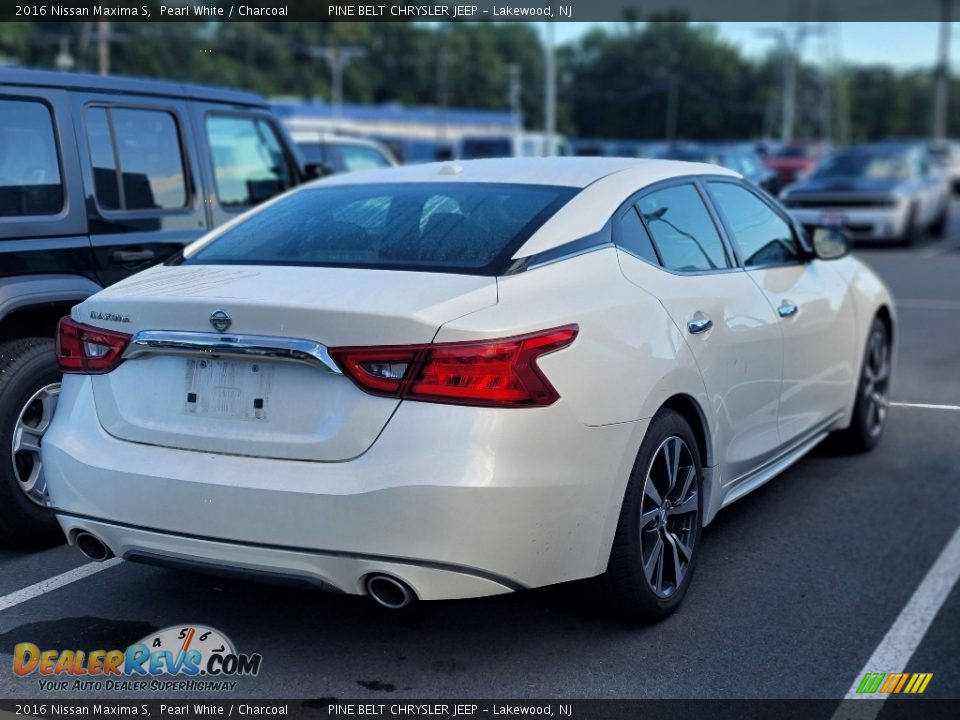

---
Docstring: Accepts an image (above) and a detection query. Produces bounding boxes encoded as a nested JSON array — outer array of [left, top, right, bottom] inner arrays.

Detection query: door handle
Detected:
[[687, 316, 713, 334], [778, 301, 799, 318], [111, 249, 156, 265]]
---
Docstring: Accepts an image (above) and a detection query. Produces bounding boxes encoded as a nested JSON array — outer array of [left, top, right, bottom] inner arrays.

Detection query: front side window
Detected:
[[708, 182, 803, 267], [637, 184, 730, 272], [180, 182, 576, 275], [0, 99, 63, 217], [337, 144, 391, 172], [206, 115, 294, 208], [85, 106, 187, 211]]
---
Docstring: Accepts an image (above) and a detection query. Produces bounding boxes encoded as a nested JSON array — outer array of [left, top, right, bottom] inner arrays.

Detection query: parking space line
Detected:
[[840, 524, 960, 706], [0, 558, 122, 613], [895, 298, 960, 311], [891, 402, 960, 411]]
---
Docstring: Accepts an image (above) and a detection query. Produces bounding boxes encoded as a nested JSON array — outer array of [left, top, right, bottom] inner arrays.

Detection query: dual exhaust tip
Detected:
[[73, 533, 418, 610]]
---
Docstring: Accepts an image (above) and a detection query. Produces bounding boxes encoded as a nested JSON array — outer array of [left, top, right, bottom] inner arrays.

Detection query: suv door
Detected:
[[0, 88, 95, 281], [615, 180, 784, 483], [191, 106, 299, 228], [71, 93, 207, 287], [705, 179, 858, 445]]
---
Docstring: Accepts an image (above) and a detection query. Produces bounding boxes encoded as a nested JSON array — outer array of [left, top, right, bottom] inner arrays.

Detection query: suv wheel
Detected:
[[0, 338, 64, 549]]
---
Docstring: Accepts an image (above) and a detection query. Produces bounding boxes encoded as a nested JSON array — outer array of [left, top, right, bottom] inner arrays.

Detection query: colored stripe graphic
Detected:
[[856, 672, 933, 694]]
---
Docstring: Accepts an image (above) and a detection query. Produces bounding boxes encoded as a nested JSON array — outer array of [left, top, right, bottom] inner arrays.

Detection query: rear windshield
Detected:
[[179, 182, 576, 275]]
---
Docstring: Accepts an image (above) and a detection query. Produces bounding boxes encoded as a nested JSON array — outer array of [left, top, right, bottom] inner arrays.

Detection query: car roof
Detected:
[[311, 157, 737, 189], [0, 67, 268, 107]]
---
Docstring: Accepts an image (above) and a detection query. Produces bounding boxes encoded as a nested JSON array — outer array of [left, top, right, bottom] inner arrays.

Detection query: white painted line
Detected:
[[891, 402, 960, 412], [839, 524, 960, 711], [0, 558, 122, 613], [895, 298, 960, 311]]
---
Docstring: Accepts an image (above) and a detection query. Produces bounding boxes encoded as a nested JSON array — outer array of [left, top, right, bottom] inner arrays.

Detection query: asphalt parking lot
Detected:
[[1, 210, 958, 703]]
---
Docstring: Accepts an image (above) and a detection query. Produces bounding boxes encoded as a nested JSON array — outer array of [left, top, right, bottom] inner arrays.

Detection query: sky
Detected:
[[553, 22, 947, 70]]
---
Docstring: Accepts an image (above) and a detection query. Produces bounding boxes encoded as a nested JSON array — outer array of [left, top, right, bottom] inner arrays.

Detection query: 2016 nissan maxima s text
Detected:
[[40, 158, 895, 619]]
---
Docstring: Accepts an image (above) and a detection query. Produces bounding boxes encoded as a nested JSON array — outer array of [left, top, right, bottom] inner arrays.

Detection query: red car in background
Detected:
[[765, 141, 832, 190]]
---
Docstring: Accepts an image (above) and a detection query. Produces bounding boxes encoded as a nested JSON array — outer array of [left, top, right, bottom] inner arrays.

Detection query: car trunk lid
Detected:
[[78, 264, 497, 462]]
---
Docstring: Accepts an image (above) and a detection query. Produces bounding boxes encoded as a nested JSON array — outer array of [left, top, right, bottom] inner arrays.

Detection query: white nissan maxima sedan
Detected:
[[41, 158, 895, 619]]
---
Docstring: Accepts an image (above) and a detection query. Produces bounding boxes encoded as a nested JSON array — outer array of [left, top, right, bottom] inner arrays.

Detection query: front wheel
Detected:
[[929, 202, 949, 237], [591, 409, 703, 621], [836, 317, 892, 453], [0, 338, 64, 549]]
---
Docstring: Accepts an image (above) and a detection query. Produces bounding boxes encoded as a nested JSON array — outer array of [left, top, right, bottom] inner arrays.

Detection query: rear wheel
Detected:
[[836, 317, 891, 453], [592, 409, 703, 621], [0, 338, 63, 549]]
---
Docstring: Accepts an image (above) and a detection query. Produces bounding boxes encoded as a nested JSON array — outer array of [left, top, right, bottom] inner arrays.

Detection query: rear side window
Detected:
[[206, 115, 294, 208], [0, 99, 63, 217], [637, 184, 730, 272], [708, 182, 803, 267], [180, 182, 576, 275], [85, 106, 188, 211], [616, 206, 659, 265]]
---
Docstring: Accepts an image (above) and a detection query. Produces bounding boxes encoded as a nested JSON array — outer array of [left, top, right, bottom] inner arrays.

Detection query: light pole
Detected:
[[933, 0, 953, 140], [543, 18, 556, 156], [308, 45, 364, 127], [508, 63, 523, 150], [757, 24, 822, 144]]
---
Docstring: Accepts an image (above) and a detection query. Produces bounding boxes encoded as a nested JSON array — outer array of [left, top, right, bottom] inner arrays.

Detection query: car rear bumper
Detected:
[[43, 376, 645, 600]]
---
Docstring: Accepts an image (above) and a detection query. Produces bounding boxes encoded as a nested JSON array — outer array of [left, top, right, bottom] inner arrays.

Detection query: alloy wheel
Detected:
[[12, 382, 60, 506], [639, 435, 699, 598], [861, 327, 891, 438]]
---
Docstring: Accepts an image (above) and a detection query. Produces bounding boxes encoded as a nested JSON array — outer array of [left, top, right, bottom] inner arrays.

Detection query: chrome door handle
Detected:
[[687, 317, 713, 334], [778, 302, 799, 318]]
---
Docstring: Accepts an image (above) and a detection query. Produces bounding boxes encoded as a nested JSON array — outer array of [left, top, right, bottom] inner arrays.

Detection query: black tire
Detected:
[[899, 204, 920, 246], [835, 317, 891, 454], [0, 338, 64, 549], [590, 409, 704, 621], [929, 203, 949, 237]]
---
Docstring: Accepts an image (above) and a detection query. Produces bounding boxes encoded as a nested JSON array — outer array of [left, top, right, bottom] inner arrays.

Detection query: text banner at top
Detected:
[[3, 0, 954, 23]]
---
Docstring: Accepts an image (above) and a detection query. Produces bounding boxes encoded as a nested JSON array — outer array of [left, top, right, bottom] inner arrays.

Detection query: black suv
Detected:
[[0, 68, 308, 548]]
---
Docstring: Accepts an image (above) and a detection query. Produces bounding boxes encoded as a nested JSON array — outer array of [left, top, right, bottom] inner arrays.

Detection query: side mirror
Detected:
[[811, 227, 850, 260], [303, 162, 333, 181]]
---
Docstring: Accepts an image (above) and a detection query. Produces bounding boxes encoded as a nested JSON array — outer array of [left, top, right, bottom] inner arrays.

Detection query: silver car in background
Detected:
[[780, 144, 949, 245]]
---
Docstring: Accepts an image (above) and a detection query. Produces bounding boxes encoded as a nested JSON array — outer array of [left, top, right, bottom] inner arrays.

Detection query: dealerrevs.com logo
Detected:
[[13, 625, 262, 692]]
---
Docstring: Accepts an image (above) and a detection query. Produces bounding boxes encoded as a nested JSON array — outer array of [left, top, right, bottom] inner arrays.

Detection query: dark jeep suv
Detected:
[[0, 68, 308, 548]]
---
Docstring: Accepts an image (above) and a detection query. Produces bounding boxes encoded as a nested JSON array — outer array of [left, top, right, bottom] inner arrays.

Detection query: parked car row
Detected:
[[657, 144, 777, 194]]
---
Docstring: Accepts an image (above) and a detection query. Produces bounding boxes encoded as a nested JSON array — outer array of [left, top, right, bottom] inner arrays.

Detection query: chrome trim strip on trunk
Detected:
[[122, 330, 343, 375]]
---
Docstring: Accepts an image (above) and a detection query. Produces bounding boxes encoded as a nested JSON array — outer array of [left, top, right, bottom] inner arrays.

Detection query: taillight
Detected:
[[56, 317, 131, 374], [330, 325, 578, 408]]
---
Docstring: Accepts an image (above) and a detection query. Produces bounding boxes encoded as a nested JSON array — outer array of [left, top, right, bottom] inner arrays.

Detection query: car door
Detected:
[[190, 106, 299, 229], [705, 179, 858, 446], [71, 93, 208, 287], [615, 180, 784, 483]]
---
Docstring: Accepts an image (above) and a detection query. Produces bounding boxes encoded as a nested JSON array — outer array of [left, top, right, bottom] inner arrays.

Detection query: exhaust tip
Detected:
[[366, 574, 417, 609], [74, 532, 113, 562]]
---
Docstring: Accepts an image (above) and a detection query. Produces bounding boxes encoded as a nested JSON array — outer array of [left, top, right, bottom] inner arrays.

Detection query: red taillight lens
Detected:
[[330, 325, 578, 408], [56, 317, 131, 374]]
